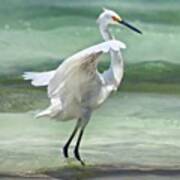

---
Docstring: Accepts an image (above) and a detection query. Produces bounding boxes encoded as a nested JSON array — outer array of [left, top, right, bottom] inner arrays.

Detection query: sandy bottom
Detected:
[[1, 165, 180, 180]]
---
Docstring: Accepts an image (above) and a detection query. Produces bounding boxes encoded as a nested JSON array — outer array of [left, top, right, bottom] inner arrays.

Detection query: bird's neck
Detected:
[[99, 24, 113, 41], [99, 23, 124, 89]]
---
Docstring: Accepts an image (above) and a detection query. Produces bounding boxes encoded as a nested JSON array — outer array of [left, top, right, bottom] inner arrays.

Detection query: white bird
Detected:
[[23, 8, 142, 165]]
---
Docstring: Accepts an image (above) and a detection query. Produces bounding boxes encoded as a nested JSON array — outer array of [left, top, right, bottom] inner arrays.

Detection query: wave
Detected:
[[125, 60, 180, 84], [0, 60, 179, 112], [100, 60, 180, 84], [0, 0, 180, 29], [1, 60, 180, 85]]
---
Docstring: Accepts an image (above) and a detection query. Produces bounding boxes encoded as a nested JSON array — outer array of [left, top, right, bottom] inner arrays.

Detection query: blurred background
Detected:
[[0, 0, 180, 175]]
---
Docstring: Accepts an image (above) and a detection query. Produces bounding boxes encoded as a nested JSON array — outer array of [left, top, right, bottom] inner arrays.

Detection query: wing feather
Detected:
[[23, 71, 55, 87], [36, 40, 126, 118], [48, 40, 126, 99]]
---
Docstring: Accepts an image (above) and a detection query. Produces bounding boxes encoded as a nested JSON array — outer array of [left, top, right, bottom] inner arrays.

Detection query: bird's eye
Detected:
[[112, 16, 120, 22]]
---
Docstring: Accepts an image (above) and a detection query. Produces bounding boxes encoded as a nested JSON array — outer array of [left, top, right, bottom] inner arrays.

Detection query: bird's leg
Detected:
[[74, 128, 85, 166], [63, 119, 80, 158], [73, 109, 91, 166]]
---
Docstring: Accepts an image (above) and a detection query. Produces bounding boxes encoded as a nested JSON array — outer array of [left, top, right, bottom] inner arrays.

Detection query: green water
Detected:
[[0, 0, 180, 75], [0, 0, 180, 174], [0, 92, 180, 173]]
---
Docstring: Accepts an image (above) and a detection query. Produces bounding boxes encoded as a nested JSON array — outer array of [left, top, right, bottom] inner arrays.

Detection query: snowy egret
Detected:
[[23, 8, 142, 165]]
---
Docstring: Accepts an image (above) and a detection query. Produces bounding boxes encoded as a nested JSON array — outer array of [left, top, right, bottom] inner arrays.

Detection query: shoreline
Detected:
[[1, 165, 180, 179]]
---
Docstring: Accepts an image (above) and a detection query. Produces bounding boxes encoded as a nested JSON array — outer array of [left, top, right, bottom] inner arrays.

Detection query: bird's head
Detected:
[[97, 8, 142, 34]]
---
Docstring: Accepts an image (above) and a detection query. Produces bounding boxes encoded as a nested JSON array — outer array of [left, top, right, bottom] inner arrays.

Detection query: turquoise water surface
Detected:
[[0, 0, 180, 174], [0, 92, 180, 173]]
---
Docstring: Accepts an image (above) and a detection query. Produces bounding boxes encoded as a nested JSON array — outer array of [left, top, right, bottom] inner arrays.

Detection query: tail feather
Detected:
[[36, 98, 62, 118], [23, 70, 55, 87]]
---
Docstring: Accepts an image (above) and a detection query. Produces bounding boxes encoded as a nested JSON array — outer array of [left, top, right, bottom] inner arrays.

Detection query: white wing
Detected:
[[35, 40, 126, 118], [34, 40, 126, 118], [23, 71, 55, 87], [48, 40, 126, 98]]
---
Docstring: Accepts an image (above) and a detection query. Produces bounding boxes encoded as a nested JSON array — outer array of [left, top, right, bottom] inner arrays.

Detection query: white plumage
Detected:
[[24, 40, 126, 119], [23, 70, 55, 87], [41, 40, 125, 119], [23, 8, 141, 165]]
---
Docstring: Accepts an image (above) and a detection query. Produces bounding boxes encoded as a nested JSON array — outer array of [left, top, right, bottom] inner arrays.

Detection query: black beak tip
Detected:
[[120, 20, 143, 35], [138, 30, 143, 35]]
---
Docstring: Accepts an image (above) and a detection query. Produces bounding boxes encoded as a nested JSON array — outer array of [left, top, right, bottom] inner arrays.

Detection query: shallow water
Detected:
[[0, 92, 180, 173], [0, 0, 180, 176]]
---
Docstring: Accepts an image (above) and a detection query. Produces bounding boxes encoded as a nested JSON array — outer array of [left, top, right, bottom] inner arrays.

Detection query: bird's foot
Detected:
[[74, 148, 85, 166], [64, 157, 75, 166]]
